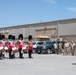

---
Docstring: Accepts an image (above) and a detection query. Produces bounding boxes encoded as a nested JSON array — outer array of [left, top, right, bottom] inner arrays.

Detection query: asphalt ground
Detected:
[[0, 53, 76, 75]]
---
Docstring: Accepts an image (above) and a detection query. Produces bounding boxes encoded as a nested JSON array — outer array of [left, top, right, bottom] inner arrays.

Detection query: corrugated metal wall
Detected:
[[59, 20, 76, 36], [0, 18, 76, 41]]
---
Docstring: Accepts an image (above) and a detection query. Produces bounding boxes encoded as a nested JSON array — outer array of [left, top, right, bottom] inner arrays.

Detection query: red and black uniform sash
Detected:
[[16, 40, 24, 49], [5, 41, 13, 50], [27, 41, 33, 50]]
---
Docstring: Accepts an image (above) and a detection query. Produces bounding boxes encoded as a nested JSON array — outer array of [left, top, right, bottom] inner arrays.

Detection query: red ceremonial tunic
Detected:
[[0, 40, 4, 49], [5, 40, 13, 50], [28, 41, 33, 50], [17, 40, 24, 49], [0, 40, 4, 46]]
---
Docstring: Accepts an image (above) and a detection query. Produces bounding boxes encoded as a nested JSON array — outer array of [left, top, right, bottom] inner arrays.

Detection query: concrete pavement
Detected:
[[0, 54, 76, 75]]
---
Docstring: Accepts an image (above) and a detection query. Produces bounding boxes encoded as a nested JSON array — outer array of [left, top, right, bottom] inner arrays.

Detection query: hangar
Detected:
[[0, 18, 76, 41]]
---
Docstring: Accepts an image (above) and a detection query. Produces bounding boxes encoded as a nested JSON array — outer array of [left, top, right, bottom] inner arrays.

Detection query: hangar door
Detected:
[[35, 28, 56, 41]]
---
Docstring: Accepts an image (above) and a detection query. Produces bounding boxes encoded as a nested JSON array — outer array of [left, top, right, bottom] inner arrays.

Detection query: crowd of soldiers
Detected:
[[0, 34, 33, 59], [53, 40, 76, 56]]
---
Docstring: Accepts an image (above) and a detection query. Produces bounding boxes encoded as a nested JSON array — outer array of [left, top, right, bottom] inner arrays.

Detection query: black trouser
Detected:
[[28, 50, 32, 58], [0, 53, 3, 59], [9, 50, 14, 59], [0, 52, 5, 59], [19, 49, 23, 58]]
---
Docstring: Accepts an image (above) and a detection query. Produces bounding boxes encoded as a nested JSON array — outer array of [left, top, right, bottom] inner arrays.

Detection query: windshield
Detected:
[[44, 42, 51, 45], [33, 42, 36, 45], [37, 42, 44, 45]]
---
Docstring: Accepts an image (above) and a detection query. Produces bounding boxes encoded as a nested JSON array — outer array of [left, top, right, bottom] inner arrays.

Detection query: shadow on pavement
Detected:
[[72, 63, 76, 65]]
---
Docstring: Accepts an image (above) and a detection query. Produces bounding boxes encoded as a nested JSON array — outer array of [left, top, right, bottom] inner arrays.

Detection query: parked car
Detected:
[[35, 41, 55, 54]]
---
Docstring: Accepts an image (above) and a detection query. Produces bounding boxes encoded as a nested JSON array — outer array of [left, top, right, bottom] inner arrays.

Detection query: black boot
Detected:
[[20, 53, 24, 58]]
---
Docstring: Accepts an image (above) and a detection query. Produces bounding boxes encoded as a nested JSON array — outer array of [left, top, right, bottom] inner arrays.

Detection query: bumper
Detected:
[[35, 49, 46, 54]]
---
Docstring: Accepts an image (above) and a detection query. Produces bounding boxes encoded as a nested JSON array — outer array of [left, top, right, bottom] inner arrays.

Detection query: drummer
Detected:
[[16, 34, 24, 58], [0, 34, 4, 59], [6, 35, 14, 59]]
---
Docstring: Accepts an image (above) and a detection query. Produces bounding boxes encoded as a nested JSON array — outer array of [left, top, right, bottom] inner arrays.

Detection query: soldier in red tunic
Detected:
[[1, 34, 6, 58], [7, 35, 14, 59], [27, 35, 33, 58], [0, 34, 4, 59], [17, 34, 24, 58], [12, 35, 17, 58]]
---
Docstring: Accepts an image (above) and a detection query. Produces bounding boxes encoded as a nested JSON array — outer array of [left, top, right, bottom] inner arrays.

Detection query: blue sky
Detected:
[[0, 0, 76, 27]]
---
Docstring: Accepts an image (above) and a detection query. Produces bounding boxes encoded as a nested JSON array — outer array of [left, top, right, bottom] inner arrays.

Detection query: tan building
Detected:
[[0, 18, 76, 41]]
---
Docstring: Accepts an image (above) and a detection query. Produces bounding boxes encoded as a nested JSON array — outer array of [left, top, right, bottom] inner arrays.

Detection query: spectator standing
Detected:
[[54, 42, 59, 54], [58, 42, 63, 54], [64, 40, 70, 55], [70, 41, 76, 56]]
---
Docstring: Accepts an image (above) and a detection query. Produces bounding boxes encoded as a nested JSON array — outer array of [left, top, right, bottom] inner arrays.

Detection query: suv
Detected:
[[35, 41, 55, 54]]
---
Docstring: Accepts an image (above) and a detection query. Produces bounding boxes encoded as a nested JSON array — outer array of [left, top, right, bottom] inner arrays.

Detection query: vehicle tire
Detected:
[[38, 52, 41, 54], [47, 49, 52, 54]]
